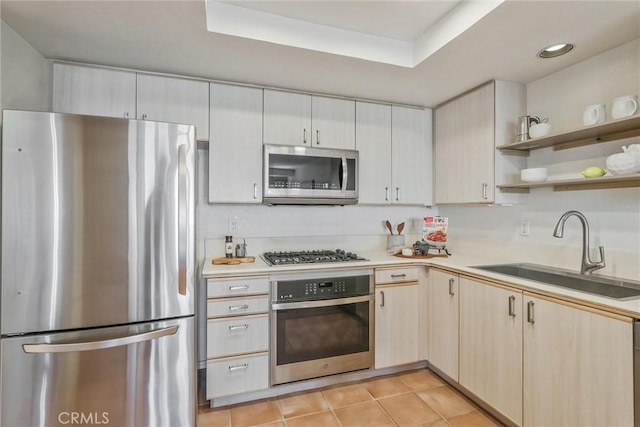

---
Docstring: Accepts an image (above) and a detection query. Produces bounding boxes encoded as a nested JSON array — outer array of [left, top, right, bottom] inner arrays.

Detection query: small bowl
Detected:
[[521, 167, 548, 183], [529, 122, 551, 138]]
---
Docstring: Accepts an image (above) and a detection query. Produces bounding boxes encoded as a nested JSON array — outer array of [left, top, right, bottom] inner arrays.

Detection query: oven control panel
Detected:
[[274, 274, 371, 302]]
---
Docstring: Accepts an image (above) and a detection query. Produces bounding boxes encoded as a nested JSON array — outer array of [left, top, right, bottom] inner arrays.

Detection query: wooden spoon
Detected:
[[385, 220, 393, 235], [397, 222, 405, 235]]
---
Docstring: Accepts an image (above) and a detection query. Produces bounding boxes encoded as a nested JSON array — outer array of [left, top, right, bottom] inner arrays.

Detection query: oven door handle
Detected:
[[271, 294, 373, 311]]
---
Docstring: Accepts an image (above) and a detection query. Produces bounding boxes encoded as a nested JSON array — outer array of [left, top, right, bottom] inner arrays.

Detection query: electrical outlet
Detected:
[[228, 216, 239, 233], [519, 220, 530, 237]]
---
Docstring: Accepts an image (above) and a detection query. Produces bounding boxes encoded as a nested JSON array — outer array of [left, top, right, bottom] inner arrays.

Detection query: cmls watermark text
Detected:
[[58, 412, 109, 425]]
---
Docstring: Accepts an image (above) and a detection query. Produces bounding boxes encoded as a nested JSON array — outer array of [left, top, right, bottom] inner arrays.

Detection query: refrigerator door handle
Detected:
[[22, 325, 179, 354], [178, 144, 188, 296]]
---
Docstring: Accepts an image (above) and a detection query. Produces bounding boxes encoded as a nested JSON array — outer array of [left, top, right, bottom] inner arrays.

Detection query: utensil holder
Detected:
[[386, 235, 405, 250]]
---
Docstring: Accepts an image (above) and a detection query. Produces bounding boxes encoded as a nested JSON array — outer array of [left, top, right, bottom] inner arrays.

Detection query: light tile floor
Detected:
[[198, 369, 502, 427]]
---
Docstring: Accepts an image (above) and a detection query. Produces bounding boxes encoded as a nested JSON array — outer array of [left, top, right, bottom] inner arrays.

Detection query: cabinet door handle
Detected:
[[229, 304, 249, 311], [303, 128, 307, 144], [379, 290, 385, 307], [390, 273, 406, 279], [228, 364, 248, 372], [395, 187, 400, 202], [448, 278, 455, 296], [527, 301, 535, 323], [141, 113, 148, 120], [229, 285, 249, 291], [228, 324, 249, 331], [508, 295, 516, 317], [253, 183, 258, 199], [482, 182, 488, 200], [124, 112, 130, 118], [316, 129, 320, 145], [385, 187, 389, 201]]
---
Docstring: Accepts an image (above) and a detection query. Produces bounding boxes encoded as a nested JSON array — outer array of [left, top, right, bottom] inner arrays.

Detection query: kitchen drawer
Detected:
[[206, 352, 269, 399], [207, 295, 269, 318], [207, 276, 269, 298], [375, 267, 419, 284], [206, 314, 269, 358]]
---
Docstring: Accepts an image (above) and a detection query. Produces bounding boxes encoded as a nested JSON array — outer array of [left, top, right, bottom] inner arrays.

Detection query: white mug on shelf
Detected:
[[583, 104, 606, 126], [611, 95, 638, 119]]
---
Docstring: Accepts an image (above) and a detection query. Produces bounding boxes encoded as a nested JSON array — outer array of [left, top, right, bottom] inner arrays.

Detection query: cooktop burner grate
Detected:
[[262, 249, 367, 266]]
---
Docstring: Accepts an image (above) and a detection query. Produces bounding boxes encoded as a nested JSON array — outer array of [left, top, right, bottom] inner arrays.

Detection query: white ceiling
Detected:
[[1, 0, 639, 108]]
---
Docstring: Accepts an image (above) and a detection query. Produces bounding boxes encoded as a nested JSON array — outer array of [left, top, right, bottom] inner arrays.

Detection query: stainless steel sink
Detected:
[[472, 263, 640, 300]]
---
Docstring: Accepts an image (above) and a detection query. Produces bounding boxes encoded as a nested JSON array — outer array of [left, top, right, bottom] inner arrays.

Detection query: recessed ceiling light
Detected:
[[538, 43, 574, 58]]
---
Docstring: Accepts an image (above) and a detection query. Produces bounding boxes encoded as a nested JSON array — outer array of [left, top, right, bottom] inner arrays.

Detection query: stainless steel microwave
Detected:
[[263, 144, 358, 205]]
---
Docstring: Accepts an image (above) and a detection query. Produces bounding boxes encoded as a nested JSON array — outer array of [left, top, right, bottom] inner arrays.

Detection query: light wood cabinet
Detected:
[[392, 106, 433, 205], [53, 63, 136, 118], [356, 102, 433, 205], [434, 80, 526, 205], [208, 83, 263, 203], [523, 293, 634, 427], [356, 102, 393, 204], [136, 74, 209, 141], [374, 267, 419, 369], [425, 268, 459, 381], [206, 276, 270, 400], [459, 277, 523, 425], [311, 95, 355, 149], [263, 89, 355, 149]]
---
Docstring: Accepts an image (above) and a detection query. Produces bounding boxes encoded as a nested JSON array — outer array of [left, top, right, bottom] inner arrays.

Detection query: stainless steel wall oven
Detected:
[[270, 269, 374, 385]]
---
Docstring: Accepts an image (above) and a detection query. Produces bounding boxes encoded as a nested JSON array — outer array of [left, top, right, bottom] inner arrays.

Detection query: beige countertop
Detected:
[[201, 250, 640, 319]]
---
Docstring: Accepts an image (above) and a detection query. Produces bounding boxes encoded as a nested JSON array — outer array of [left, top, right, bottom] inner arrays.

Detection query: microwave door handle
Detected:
[[341, 156, 348, 192]]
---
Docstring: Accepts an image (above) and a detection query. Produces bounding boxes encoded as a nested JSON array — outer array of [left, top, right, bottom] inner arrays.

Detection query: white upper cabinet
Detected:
[[356, 102, 393, 204], [53, 63, 136, 119], [136, 74, 209, 141], [209, 83, 263, 204], [434, 80, 526, 205], [311, 96, 355, 149], [263, 89, 312, 146], [391, 106, 433, 205], [263, 89, 355, 149]]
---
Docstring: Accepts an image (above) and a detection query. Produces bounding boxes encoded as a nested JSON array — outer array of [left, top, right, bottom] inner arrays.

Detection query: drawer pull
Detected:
[[229, 285, 250, 291], [228, 364, 248, 372], [229, 304, 250, 311], [390, 273, 407, 279], [228, 324, 249, 331]]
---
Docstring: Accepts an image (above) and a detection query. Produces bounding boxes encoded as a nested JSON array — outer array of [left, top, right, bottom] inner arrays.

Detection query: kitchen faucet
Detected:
[[552, 210, 605, 275]]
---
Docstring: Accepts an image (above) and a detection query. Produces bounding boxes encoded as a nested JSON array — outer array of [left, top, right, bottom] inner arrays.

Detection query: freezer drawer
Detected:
[[0, 317, 195, 427]]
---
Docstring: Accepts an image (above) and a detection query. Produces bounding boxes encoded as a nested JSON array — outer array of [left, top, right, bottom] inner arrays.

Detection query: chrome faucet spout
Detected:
[[552, 210, 605, 275]]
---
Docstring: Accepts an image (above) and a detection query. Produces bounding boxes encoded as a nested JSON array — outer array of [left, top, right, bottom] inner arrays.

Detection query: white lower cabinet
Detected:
[[523, 293, 634, 427], [205, 276, 270, 400], [206, 353, 269, 399], [459, 277, 523, 425], [425, 268, 459, 381]]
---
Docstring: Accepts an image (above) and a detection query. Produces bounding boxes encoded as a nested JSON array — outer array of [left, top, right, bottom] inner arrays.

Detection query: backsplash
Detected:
[[196, 148, 435, 259]]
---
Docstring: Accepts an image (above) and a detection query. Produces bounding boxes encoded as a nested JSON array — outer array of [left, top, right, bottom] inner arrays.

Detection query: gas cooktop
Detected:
[[262, 249, 368, 266]]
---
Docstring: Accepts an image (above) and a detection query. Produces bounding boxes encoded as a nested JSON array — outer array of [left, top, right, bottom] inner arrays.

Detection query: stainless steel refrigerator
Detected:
[[0, 110, 196, 426]]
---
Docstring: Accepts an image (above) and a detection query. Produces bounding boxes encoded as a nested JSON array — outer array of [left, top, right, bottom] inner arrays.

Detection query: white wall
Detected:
[[440, 39, 640, 280], [1, 21, 52, 123]]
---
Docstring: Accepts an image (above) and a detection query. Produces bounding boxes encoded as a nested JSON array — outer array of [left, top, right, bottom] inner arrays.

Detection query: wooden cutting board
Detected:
[[393, 253, 448, 259], [212, 256, 256, 265]]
